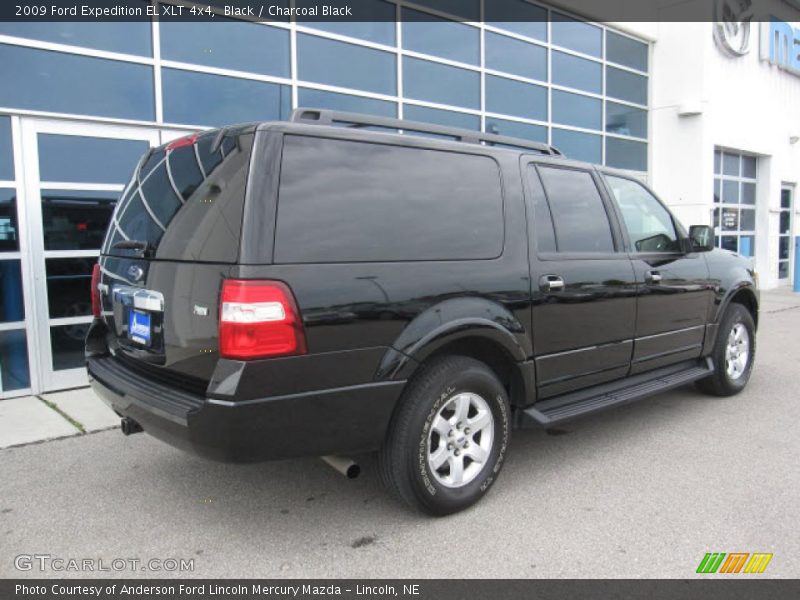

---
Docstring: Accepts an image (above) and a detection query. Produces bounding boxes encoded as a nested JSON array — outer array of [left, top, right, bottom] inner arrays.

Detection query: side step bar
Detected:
[[519, 358, 714, 427]]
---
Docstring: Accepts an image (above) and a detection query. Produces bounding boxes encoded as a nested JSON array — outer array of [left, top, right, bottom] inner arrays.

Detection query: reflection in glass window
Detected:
[[402, 9, 479, 65], [404, 105, 480, 130], [552, 51, 601, 94], [297, 34, 396, 95], [404, 57, 479, 110], [485, 75, 546, 121], [299, 88, 396, 117], [0, 44, 155, 121], [50, 324, 88, 371], [162, 68, 291, 126], [606, 31, 648, 71], [160, 17, 290, 77], [605, 102, 647, 138], [486, 0, 547, 40], [1, 116, 13, 181], [606, 137, 647, 172], [552, 13, 602, 57], [606, 66, 648, 105], [552, 90, 601, 130], [552, 128, 601, 163], [45, 257, 96, 319], [296, 0, 396, 44], [38, 135, 148, 184], [485, 31, 546, 81], [485, 117, 547, 143], [0, 259, 24, 322], [42, 190, 118, 251], [0, 189, 18, 251], [0, 22, 152, 56], [605, 175, 678, 252], [0, 330, 29, 391]]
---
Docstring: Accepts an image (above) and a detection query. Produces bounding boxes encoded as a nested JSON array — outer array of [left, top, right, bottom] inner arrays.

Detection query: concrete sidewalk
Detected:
[[1, 287, 799, 450]]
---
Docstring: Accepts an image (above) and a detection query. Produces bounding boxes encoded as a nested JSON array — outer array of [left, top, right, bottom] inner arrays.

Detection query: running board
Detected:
[[519, 358, 714, 427]]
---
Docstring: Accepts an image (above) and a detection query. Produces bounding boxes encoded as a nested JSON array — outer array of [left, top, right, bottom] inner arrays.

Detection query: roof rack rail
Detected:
[[290, 108, 562, 156]]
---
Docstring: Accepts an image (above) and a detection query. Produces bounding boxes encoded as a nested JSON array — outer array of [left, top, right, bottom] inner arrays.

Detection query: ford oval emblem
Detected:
[[127, 265, 144, 282]]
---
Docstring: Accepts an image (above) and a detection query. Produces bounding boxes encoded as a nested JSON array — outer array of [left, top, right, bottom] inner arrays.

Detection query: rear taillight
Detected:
[[91, 263, 101, 318], [219, 280, 307, 360], [166, 133, 198, 151]]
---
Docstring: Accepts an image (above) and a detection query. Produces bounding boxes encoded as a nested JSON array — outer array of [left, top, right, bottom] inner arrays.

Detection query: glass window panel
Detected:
[[404, 57, 480, 109], [606, 31, 648, 71], [0, 259, 24, 323], [780, 211, 791, 234], [402, 9, 479, 65], [298, 88, 396, 117], [605, 101, 647, 138], [0, 329, 29, 391], [714, 150, 721, 174], [38, 135, 147, 184], [721, 235, 737, 252], [779, 237, 790, 260], [410, 0, 480, 20], [42, 190, 118, 251], [485, 31, 546, 81], [50, 324, 88, 371], [722, 180, 739, 204], [606, 137, 647, 171], [712, 207, 720, 228], [526, 166, 556, 252], [163, 68, 292, 127], [552, 51, 601, 94], [485, 75, 546, 120], [297, 0, 396, 44], [160, 18, 289, 77], [714, 179, 721, 204], [742, 155, 756, 178], [0, 188, 19, 252], [45, 257, 95, 319], [722, 152, 740, 176], [781, 189, 792, 208], [0, 44, 155, 121], [486, 0, 547, 40], [551, 13, 602, 57], [740, 208, 755, 231], [404, 105, 480, 130], [0, 116, 13, 181], [739, 235, 754, 257], [779, 261, 789, 279], [0, 22, 151, 56], [552, 90, 601, 130], [741, 182, 756, 205], [606, 175, 679, 252], [485, 117, 547, 142], [721, 207, 739, 231], [552, 128, 601, 163], [606, 66, 648, 105], [297, 34, 396, 95]]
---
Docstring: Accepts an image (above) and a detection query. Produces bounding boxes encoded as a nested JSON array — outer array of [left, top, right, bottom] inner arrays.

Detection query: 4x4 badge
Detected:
[[193, 304, 209, 317]]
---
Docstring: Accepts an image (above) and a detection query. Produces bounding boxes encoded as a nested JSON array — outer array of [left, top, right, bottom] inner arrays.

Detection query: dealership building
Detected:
[[0, 0, 798, 397]]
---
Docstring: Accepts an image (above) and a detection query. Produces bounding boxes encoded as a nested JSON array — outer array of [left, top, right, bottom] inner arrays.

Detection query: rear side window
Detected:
[[274, 136, 503, 263], [537, 166, 614, 253]]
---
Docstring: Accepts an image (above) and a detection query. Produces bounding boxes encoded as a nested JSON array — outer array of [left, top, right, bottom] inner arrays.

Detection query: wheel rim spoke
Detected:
[[448, 455, 465, 485], [464, 443, 488, 464]]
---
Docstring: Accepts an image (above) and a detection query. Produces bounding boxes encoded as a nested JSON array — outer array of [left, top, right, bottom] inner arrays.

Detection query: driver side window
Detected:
[[605, 175, 681, 253]]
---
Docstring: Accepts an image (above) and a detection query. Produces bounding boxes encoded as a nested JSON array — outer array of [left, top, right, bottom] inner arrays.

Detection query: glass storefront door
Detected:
[[778, 187, 794, 283], [19, 119, 160, 392]]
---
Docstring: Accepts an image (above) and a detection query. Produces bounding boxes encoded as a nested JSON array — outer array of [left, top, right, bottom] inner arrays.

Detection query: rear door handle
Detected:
[[646, 270, 662, 283], [539, 275, 565, 292]]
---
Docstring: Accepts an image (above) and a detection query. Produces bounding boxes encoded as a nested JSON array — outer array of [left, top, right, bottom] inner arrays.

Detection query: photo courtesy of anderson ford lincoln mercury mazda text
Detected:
[[86, 109, 759, 515]]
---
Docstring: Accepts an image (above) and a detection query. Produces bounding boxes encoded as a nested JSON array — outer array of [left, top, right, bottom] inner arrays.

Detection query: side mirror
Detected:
[[688, 225, 714, 252]]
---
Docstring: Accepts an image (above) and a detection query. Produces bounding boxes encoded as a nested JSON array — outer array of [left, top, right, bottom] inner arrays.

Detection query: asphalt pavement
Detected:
[[1, 301, 798, 579]]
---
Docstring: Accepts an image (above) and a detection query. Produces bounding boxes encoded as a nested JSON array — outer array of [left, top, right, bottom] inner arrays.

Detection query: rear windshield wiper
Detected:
[[112, 239, 154, 257]]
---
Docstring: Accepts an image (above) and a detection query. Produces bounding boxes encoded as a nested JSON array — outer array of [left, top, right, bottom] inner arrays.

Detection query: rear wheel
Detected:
[[696, 303, 756, 396], [379, 356, 511, 516]]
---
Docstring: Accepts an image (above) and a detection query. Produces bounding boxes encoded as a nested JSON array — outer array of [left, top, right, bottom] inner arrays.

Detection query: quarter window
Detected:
[[605, 175, 680, 253], [537, 166, 614, 253]]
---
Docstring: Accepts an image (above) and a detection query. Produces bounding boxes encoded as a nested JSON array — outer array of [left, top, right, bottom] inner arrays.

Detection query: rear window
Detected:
[[102, 131, 252, 263], [274, 136, 504, 263]]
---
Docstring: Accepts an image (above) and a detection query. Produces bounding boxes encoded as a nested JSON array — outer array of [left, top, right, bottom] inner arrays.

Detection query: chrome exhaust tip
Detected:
[[321, 455, 360, 479]]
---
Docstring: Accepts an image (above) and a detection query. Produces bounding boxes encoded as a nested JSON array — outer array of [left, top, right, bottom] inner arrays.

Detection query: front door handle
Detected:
[[539, 275, 565, 292], [646, 270, 662, 283]]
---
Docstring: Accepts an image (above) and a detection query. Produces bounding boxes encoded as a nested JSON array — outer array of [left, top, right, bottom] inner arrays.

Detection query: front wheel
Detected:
[[696, 303, 756, 396], [379, 356, 511, 516]]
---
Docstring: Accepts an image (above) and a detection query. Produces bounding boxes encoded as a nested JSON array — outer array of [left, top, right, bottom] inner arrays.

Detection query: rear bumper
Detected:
[[87, 355, 403, 462]]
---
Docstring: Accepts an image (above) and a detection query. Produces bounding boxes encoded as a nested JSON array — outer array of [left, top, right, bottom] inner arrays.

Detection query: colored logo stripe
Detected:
[[697, 553, 726, 573], [697, 552, 773, 574], [719, 553, 749, 573], [744, 553, 773, 574]]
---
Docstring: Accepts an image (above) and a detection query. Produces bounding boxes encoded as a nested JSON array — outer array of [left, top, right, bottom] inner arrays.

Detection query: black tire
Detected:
[[379, 355, 511, 516], [696, 303, 756, 397]]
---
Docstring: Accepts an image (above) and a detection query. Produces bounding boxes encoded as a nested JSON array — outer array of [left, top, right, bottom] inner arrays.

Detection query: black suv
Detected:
[[87, 108, 758, 515]]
